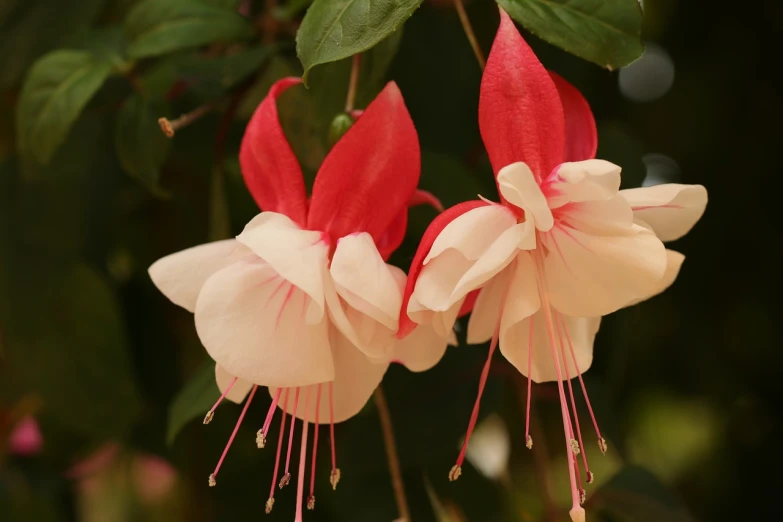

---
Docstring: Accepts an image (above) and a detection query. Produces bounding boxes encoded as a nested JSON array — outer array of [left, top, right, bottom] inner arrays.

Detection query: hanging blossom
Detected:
[[149, 78, 449, 518], [398, 9, 708, 522]]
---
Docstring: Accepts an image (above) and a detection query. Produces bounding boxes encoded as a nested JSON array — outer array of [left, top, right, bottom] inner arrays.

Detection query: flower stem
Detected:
[[454, 0, 486, 70], [374, 386, 410, 522], [345, 54, 361, 113]]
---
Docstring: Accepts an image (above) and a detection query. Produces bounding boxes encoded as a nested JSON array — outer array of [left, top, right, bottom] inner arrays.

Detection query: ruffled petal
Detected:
[[497, 162, 554, 231], [620, 184, 708, 242], [239, 77, 308, 225], [546, 159, 622, 209], [466, 263, 514, 344], [215, 365, 253, 404], [542, 221, 667, 317], [308, 82, 420, 244], [626, 249, 686, 306], [500, 312, 600, 383], [392, 325, 449, 373], [479, 8, 565, 181], [236, 212, 329, 321], [549, 72, 597, 162], [148, 239, 247, 313], [272, 331, 388, 424], [195, 257, 334, 388]]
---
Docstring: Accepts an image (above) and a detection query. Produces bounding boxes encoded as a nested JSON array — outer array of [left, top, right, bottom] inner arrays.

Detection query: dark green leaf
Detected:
[[296, 0, 422, 82], [16, 50, 113, 164], [74, 27, 131, 72], [497, 0, 644, 69], [178, 45, 275, 100], [590, 466, 694, 522], [5, 262, 140, 441], [124, 0, 255, 59], [166, 361, 219, 444], [115, 93, 172, 196]]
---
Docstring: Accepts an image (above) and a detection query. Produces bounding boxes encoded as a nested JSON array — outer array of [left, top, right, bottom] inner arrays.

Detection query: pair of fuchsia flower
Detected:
[[150, 9, 707, 522]]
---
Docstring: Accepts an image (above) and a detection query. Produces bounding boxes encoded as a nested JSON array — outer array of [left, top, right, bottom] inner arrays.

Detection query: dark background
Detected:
[[1, 1, 780, 521]]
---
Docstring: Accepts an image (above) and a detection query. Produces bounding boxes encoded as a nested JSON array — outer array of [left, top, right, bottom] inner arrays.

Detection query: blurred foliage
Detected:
[[1, 0, 780, 522]]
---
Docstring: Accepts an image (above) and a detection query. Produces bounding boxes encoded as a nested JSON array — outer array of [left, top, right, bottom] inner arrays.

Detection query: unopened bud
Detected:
[[328, 113, 354, 146]]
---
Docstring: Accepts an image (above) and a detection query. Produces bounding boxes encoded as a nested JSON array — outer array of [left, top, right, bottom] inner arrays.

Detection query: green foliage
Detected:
[[16, 50, 113, 164], [166, 361, 219, 444], [498, 0, 644, 69], [124, 0, 255, 58], [296, 0, 422, 82]]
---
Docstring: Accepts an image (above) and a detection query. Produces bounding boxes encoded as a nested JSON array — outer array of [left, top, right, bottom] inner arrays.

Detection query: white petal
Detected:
[[392, 325, 449, 372], [215, 365, 253, 404], [497, 162, 553, 231], [626, 249, 686, 306], [499, 252, 541, 334], [330, 233, 401, 331], [272, 331, 388, 424], [148, 239, 247, 312], [195, 258, 334, 388], [467, 264, 514, 344], [546, 159, 622, 208], [620, 184, 708, 241], [407, 294, 464, 341], [542, 222, 667, 317], [425, 205, 517, 262], [236, 212, 329, 320], [500, 312, 600, 383]]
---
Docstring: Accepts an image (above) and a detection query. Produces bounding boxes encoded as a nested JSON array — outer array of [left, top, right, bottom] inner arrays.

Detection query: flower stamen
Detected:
[[258, 388, 283, 448], [295, 388, 312, 522], [209, 385, 259, 487], [308, 384, 322, 510], [525, 317, 535, 450], [280, 387, 300, 489], [329, 382, 340, 490], [204, 376, 238, 424], [451, 325, 500, 481], [266, 388, 290, 513]]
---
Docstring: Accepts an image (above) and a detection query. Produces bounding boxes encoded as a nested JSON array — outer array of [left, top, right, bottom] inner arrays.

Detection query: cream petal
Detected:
[[392, 325, 449, 372], [407, 294, 464, 341], [148, 239, 247, 313], [330, 233, 401, 331], [547, 159, 622, 209], [271, 331, 388, 424], [499, 252, 541, 334], [195, 258, 334, 388], [500, 312, 600, 383], [620, 184, 708, 242], [542, 222, 667, 317], [467, 264, 514, 344], [497, 162, 554, 231], [425, 204, 517, 262], [626, 249, 686, 306], [215, 365, 253, 404], [236, 212, 329, 320]]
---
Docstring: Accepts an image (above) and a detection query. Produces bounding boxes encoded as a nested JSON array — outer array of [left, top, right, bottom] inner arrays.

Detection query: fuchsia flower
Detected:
[[399, 10, 707, 522], [150, 78, 447, 517]]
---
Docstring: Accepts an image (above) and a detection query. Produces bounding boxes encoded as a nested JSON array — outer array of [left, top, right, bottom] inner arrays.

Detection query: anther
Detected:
[[330, 468, 341, 490], [256, 430, 266, 449], [307, 496, 316, 510], [526, 435, 534, 450], [265, 498, 274, 514], [448, 465, 462, 482], [579, 488, 586, 505], [279, 472, 291, 489], [586, 471, 594, 484], [598, 438, 608, 455], [570, 438, 581, 456], [208, 473, 216, 487], [203, 410, 215, 424]]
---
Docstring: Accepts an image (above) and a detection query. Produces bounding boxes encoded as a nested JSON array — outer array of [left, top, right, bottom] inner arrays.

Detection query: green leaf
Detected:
[[296, 0, 422, 82], [125, 0, 255, 59], [177, 45, 275, 100], [115, 93, 172, 196], [16, 50, 113, 164], [5, 261, 140, 441], [166, 361, 219, 445], [590, 466, 694, 522], [497, 0, 644, 69]]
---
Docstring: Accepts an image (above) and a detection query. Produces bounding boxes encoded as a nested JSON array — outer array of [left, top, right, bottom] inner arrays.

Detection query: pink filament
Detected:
[[262, 388, 283, 437], [310, 384, 322, 498], [329, 382, 337, 473], [285, 387, 301, 475], [556, 313, 591, 476], [209, 377, 237, 413], [562, 316, 604, 441], [455, 326, 500, 468], [212, 385, 258, 479], [295, 388, 312, 522], [269, 389, 290, 499], [525, 318, 534, 442]]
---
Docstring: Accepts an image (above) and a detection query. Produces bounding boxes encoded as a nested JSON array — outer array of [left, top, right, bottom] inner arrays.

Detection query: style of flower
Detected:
[[398, 10, 708, 522], [149, 78, 447, 518]]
